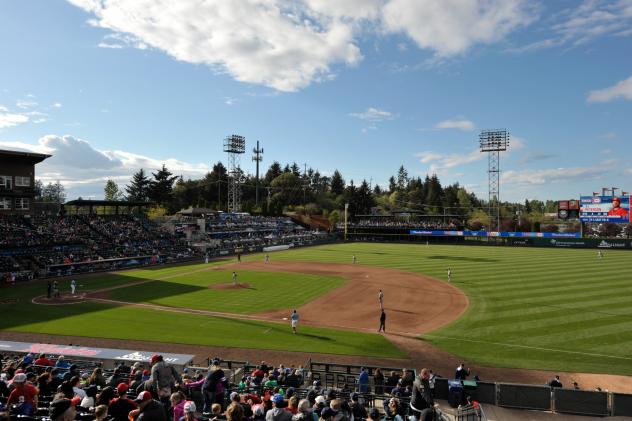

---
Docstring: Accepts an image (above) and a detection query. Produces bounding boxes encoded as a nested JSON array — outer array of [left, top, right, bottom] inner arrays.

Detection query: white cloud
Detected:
[[587, 74, 632, 103], [52, 102, 63, 108], [16, 99, 38, 109], [0, 110, 29, 129], [436, 118, 474, 131], [67, 0, 363, 92], [67, 0, 535, 91], [382, 0, 535, 56], [349, 107, 394, 122], [511, 0, 632, 52], [0, 135, 212, 199], [501, 167, 604, 186], [416, 149, 482, 173]]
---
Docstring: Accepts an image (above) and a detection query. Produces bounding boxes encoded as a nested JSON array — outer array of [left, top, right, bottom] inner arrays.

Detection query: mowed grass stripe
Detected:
[[0, 301, 404, 358], [104, 270, 344, 314], [266, 243, 632, 374]]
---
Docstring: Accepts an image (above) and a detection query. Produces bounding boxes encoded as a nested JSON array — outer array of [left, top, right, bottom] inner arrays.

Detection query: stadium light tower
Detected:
[[479, 129, 509, 232], [252, 140, 264, 207], [223, 134, 246, 212]]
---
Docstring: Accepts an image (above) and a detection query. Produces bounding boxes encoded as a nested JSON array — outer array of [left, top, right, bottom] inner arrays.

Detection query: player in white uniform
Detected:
[[265, 254, 269, 263], [378, 289, 384, 310], [71, 279, 77, 295], [598, 250, 603, 259], [447, 268, 452, 283], [232, 271, 237, 286], [352, 255, 357, 264]]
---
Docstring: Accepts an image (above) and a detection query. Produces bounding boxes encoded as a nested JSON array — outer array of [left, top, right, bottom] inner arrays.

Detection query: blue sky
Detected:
[[1, 0, 631, 201]]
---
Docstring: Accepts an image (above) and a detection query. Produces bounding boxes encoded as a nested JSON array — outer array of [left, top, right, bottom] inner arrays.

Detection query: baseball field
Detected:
[[2, 242, 632, 380]]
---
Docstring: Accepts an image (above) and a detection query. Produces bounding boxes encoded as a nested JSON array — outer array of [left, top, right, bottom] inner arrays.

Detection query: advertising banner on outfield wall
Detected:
[[580, 196, 631, 223], [409, 230, 581, 238]]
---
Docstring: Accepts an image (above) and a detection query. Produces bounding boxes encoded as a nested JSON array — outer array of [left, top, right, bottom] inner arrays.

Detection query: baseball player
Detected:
[[598, 250, 603, 259], [378, 289, 384, 310], [70, 279, 77, 295], [232, 271, 237, 286], [291, 309, 299, 334], [265, 254, 269, 263], [447, 268, 452, 283], [352, 255, 357, 264]]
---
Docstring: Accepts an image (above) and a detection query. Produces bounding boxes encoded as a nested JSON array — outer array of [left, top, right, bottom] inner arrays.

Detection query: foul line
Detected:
[[424, 334, 632, 361]]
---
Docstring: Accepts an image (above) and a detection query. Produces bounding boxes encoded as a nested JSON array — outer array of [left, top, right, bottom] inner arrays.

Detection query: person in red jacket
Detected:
[[34, 353, 53, 367], [7, 373, 39, 415], [608, 197, 629, 218]]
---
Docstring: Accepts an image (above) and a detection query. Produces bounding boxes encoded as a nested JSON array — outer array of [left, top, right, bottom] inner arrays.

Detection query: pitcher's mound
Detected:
[[33, 293, 87, 305], [209, 283, 252, 290]]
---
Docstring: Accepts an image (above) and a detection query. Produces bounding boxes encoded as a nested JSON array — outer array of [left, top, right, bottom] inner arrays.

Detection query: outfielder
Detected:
[[70, 279, 77, 295], [232, 271, 237, 286], [447, 268, 452, 283]]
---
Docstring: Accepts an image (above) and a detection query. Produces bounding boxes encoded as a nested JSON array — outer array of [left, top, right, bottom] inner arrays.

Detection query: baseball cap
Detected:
[[49, 397, 81, 419], [313, 380, 321, 387], [135, 391, 153, 403], [150, 354, 160, 364], [321, 407, 337, 419], [230, 391, 240, 401], [315, 396, 326, 405], [286, 387, 295, 397], [184, 401, 197, 413], [273, 393, 285, 405], [11, 373, 27, 383], [369, 408, 380, 420], [117, 383, 129, 395]]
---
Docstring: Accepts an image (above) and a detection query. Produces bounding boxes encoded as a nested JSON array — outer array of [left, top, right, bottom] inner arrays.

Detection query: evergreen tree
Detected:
[[396, 165, 408, 191], [330, 170, 345, 195], [264, 161, 283, 185], [125, 169, 151, 201], [148, 164, 178, 206], [388, 176, 397, 193], [104, 179, 123, 201]]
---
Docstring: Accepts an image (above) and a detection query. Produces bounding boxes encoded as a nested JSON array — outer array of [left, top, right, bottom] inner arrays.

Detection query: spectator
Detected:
[[319, 407, 337, 421], [134, 390, 167, 421], [95, 386, 116, 407], [34, 353, 53, 367], [55, 356, 70, 369], [80, 385, 98, 409], [367, 408, 380, 421], [151, 354, 182, 405], [181, 400, 197, 421], [267, 393, 292, 421], [7, 373, 38, 415], [548, 375, 563, 388], [49, 396, 81, 421], [94, 404, 108, 421], [171, 391, 186, 421], [410, 368, 433, 419], [202, 358, 226, 413], [349, 393, 367, 420], [454, 364, 470, 381], [374, 368, 384, 395], [357, 367, 369, 393], [37, 372, 54, 397], [89, 367, 107, 388], [295, 399, 317, 421], [108, 383, 137, 421]]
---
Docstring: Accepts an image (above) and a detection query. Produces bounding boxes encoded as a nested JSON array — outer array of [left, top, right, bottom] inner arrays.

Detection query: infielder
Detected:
[[378, 289, 384, 310], [232, 271, 237, 286], [291, 309, 299, 334], [70, 279, 77, 295], [265, 254, 269, 263], [447, 268, 452, 283], [352, 255, 357, 264]]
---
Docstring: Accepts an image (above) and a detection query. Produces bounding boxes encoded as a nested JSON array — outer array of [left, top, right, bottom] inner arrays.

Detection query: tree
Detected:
[[125, 169, 151, 201], [264, 162, 283, 185], [148, 164, 178, 206], [40, 181, 66, 204], [396, 165, 408, 191], [104, 179, 123, 201], [330, 170, 345, 195]]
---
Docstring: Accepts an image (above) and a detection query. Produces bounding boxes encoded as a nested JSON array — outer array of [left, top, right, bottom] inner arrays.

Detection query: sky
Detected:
[[0, 0, 631, 202]]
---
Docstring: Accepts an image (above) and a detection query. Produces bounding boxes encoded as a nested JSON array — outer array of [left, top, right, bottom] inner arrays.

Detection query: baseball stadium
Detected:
[[2, 1, 632, 420]]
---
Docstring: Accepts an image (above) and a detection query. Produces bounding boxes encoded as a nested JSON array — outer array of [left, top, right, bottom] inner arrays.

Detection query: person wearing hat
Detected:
[[367, 408, 380, 421], [151, 354, 181, 403], [319, 407, 337, 421], [181, 400, 197, 421], [108, 383, 138, 421], [266, 393, 292, 421], [134, 390, 167, 421], [313, 395, 326, 418], [349, 393, 367, 421], [202, 358, 226, 414], [49, 396, 81, 421], [7, 372, 38, 415]]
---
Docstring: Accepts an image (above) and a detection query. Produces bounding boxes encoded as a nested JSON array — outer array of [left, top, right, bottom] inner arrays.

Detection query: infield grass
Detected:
[[264, 242, 632, 375], [0, 262, 403, 358]]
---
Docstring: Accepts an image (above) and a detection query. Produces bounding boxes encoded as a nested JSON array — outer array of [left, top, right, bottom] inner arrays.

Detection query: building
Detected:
[[0, 149, 51, 214]]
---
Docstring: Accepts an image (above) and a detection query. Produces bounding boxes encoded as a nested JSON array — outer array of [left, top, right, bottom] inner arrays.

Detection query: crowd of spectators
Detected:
[[0, 354, 446, 421], [340, 219, 463, 231]]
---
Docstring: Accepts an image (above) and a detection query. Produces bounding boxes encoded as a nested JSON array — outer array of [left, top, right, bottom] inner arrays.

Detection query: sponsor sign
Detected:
[[580, 196, 631, 223], [597, 240, 627, 249], [0, 340, 194, 367], [409, 230, 581, 238]]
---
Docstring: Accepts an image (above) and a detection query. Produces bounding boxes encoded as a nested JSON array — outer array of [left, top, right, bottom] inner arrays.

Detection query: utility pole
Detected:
[[252, 140, 264, 207]]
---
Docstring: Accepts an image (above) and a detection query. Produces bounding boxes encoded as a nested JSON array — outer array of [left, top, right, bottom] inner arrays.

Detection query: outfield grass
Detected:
[[104, 269, 344, 314], [265, 243, 632, 375], [0, 263, 404, 359]]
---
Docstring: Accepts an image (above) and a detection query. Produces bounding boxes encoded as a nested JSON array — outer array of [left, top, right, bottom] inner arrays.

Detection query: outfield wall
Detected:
[[344, 229, 632, 249]]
